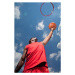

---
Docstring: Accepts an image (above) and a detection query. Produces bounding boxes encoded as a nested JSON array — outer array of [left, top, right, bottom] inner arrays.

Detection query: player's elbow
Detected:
[[20, 57, 25, 66], [21, 56, 25, 61]]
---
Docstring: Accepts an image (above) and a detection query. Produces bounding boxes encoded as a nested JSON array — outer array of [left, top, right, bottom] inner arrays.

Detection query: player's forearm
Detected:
[[47, 30, 53, 40], [42, 30, 53, 45], [15, 58, 24, 73]]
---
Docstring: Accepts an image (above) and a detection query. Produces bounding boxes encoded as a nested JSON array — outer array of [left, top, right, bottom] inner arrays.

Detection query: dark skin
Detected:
[[14, 47, 27, 73], [14, 27, 55, 73]]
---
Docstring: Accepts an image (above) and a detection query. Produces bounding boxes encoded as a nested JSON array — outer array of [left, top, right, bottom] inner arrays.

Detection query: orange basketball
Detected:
[[48, 22, 56, 30]]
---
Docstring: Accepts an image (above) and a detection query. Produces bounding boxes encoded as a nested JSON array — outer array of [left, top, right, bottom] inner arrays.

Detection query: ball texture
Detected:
[[48, 22, 56, 30]]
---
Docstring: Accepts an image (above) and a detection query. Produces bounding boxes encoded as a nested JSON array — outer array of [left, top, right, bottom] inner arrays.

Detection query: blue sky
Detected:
[[14, 2, 61, 73]]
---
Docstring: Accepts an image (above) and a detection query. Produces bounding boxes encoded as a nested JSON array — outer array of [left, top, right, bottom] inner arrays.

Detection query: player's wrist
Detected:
[[51, 28, 54, 31]]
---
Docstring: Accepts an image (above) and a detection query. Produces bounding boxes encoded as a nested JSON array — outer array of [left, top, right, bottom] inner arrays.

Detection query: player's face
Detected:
[[31, 37, 38, 43]]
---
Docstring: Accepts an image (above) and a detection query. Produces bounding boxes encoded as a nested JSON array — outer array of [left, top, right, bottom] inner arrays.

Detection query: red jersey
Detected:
[[23, 42, 49, 71]]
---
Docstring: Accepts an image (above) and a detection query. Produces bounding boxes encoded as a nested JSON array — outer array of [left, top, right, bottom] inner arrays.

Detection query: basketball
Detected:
[[48, 22, 56, 30]]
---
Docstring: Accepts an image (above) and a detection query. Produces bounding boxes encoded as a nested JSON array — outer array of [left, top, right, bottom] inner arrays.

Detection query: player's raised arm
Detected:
[[14, 47, 27, 73], [41, 22, 56, 46], [41, 28, 54, 46]]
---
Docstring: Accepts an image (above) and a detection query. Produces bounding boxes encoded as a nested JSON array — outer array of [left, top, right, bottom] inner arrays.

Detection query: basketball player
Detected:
[[15, 27, 55, 73]]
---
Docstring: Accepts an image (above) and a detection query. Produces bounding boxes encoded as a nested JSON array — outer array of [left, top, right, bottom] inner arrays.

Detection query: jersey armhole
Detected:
[[40, 42, 45, 46]]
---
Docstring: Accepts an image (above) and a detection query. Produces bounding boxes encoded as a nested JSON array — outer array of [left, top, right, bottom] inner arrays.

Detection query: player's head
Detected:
[[29, 37, 38, 44]]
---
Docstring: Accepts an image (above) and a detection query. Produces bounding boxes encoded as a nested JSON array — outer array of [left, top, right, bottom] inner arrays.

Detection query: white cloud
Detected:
[[19, 42, 24, 52], [14, 6, 20, 19], [16, 33, 21, 37], [50, 53, 57, 59], [56, 22, 61, 38], [43, 31, 48, 38], [59, 13, 61, 18], [55, 51, 61, 61], [15, 43, 18, 50], [19, 42, 23, 47], [15, 42, 24, 52], [57, 41, 61, 49], [57, 5, 61, 10], [56, 21, 61, 49], [14, 51, 22, 68], [36, 20, 44, 30], [19, 47, 24, 52], [49, 51, 61, 61], [48, 67, 54, 73], [15, 33, 22, 40], [57, 4, 61, 18]]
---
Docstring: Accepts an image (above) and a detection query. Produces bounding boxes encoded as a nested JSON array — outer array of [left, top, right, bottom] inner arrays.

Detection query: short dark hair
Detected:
[[29, 37, 33, 44], [29, 37, 38, 44]]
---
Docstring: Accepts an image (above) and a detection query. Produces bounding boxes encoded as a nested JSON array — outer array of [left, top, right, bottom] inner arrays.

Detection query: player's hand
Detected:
[[50, 27, 55, 31]]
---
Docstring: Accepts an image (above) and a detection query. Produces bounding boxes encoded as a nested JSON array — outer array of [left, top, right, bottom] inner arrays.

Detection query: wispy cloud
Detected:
[[57, 4, 61, 10], [56, 21, 61, 49], [55, 51, 61, 61], [15, 33, 22, 40], [14, 6, 20, 19], [15, 43, 18, 50], [48, 67, 54, 73], [56, 21, 61, 38], [15, 41, 24, 52], [57, 41, 61, 49], [19, 47, 24, 52], [36, 20, 44, 30], [50, 53, 57, 59], [49, 51, 61, 61], [59, 13, 61, 18], [16, 33, 21, 37], [19, 42, 24, 52], [19, 42, 23, 47], [43, 31, 48, 38], [57, 4, 61, 18]]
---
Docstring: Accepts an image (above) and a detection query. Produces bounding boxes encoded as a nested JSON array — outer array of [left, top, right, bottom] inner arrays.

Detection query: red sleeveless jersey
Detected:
[[23, 42, 48, 71]]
